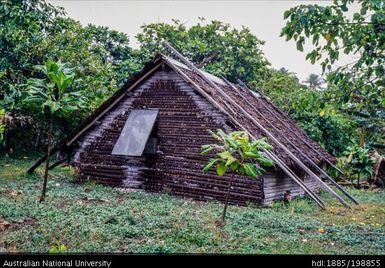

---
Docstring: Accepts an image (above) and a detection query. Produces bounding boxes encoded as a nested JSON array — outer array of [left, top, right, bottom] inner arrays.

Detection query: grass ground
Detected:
[[0, 154, 384, 254]]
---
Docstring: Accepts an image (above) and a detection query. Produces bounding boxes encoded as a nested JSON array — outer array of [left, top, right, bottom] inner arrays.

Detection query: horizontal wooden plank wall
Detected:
[[73, 67, 265, 205], [263, 174, 321, 205]]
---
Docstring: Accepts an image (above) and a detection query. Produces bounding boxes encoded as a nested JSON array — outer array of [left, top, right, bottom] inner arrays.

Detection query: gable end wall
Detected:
[[72, 67, 320, 206]]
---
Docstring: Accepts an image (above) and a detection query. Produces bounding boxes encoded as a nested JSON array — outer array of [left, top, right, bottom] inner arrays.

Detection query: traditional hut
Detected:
[[29, 47, 357, 208]]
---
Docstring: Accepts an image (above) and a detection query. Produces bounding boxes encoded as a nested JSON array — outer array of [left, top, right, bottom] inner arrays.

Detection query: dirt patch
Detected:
[[0, 218, 10, 232], [56, 201, 71, 209], [0, 188, 22, 198], [0, 217, 37, 232], [77, 196, 110, 205], [0, 242, 18, 253]]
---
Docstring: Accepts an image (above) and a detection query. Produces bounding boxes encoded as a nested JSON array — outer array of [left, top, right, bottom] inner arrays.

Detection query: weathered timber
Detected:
[[162, 44, 327, 208], [223, 77, 357, 206], [235, 81, 359, 205], [28, 51, 347, 207]]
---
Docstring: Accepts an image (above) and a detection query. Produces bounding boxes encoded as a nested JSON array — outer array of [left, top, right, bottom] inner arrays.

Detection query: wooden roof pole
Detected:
[[197, 52, 219, 68], [223, 78, 359, 205], [237, 79, 345, 176], [163, 56, 326, 209], [210, 80, 350, 208], [162, 41, 350, 208]]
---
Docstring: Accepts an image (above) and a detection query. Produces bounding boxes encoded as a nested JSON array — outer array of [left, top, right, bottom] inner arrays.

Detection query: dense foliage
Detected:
[[344, 144, 376, 186], [0, 0, 140, 150], [281, 0, 385, 151], [136, 19, 272, 87], [260, 69, 357, 156]]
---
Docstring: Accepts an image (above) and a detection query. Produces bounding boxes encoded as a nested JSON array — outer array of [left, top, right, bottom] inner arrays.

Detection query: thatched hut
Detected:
[[30, 51, 352, 207]]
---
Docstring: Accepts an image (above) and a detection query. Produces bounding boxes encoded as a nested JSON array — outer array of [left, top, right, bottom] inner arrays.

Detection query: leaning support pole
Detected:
[[162, 40, 350, 208], [237, 79, 345, 176], [165, 58, 326, 209], [48, 158, 67, 170], [48, 153, 74, 170], [28, 145, 63, 173], [263, 150, 326, 209], [162, 43, 327, 209], [215, 81, 351, 208], [222, 77, 359, 206]]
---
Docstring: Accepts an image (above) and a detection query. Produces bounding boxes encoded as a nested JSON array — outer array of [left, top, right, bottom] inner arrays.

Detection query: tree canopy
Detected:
[[0, 0, 383, 166], [136, 19, 271, 85], [0, 0, 141, 150], [281, 0, 385, 150]]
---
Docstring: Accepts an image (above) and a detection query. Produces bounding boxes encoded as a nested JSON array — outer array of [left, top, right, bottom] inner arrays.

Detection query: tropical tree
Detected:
[[279, 68, 299, 81], [0, 0, 65, 113], [24, 60, 85, 202], [201, 130, 274, 225], [281, 0, 385, 150], [0, 0, 140, 152], [303, 74, 324, 89], [136, 19, 271, 85], [259, 68, 306, 111], [344, 144, 376, 187]]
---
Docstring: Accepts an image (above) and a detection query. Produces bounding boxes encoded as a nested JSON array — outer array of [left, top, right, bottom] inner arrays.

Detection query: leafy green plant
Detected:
[[344, 145, 376, 187], [49, 243, 67, 254], [201, 130, 274, 225], [24, 59, 85, 202]]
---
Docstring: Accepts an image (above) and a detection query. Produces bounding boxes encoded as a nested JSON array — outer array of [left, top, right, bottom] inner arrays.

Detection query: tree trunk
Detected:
[[34, 128, 41, 149], [356, 173, 360, 188], [221, 174, 234, 225], [40, 113, 53, 202], [1, 129, 9, 152]]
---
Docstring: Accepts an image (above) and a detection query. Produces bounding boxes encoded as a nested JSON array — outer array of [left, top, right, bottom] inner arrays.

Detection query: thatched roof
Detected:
[[164, 55, 335, 168], [29, 53, 335, 172]]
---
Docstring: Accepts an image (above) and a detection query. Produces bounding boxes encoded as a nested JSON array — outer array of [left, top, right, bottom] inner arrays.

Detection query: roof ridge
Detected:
[[161, 54, 227, 86]]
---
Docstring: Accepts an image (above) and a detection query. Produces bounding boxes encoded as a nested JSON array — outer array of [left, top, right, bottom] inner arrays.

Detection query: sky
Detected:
[[47, 0, 356, 81]]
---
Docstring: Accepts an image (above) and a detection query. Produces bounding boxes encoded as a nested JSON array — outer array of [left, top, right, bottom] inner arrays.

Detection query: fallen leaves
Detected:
[[0, 218, 11, 231], [0, 188, 22, 197], [0, 217, 36, 232]]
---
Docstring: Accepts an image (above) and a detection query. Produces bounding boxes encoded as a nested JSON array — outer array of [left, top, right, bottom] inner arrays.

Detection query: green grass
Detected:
[[1, 155, 385, 254]]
